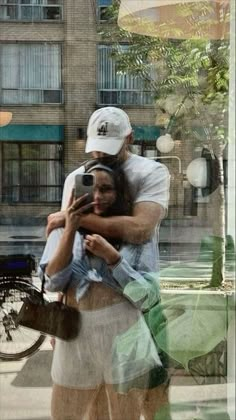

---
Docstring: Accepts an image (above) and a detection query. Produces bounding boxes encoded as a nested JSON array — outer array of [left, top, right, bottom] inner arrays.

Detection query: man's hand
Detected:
[[46, 210, 66, 237], [84, 234, 120, 266]]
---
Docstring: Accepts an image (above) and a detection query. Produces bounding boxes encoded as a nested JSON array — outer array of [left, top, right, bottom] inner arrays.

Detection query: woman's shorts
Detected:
[[51, 299, 162, 389]]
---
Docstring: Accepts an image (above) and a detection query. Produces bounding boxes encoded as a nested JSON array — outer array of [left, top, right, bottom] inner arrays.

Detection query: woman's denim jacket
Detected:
[[39, 228, 160, 312]]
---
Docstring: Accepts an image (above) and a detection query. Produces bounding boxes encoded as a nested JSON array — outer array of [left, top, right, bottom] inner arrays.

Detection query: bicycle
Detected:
[[0, 254, 46, 361]]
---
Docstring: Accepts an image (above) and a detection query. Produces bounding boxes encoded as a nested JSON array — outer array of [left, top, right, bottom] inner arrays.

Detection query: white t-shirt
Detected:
[[61, 153, 170, 212]]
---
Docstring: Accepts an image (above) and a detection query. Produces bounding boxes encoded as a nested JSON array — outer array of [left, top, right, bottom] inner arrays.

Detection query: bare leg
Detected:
[[104, 379, 170, 420], [141, 383, 170, 420], [51, 383, 101, 420]]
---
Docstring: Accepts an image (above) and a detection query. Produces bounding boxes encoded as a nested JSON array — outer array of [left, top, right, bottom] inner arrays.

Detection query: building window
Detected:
[[97, 45, 154, 106], [97, 0, 112, 22], [1, 142, 63, 203], [0, 0, 63, 22], [0, 43, 62, 105], [130, 142, 158, 157]]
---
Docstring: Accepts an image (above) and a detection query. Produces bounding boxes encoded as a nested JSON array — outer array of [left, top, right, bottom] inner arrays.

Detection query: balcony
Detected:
[[0, 1, 62, 22]]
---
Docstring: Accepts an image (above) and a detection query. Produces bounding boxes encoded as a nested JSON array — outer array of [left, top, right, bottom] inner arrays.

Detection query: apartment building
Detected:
[[0, 0, 230, 263], [0, 0, 167, 224]]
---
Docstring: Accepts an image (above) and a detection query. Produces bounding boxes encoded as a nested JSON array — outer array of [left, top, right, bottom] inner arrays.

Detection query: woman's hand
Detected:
[[65, 192, 94, 232], [84, 234, 121, 266]]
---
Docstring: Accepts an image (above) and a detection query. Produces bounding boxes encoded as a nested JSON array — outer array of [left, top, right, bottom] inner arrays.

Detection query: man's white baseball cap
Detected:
[[86, 107, 132, 155]]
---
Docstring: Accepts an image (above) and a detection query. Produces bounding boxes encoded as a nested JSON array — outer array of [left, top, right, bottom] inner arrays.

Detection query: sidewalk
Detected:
[[0, 343, 233, 420], [0, 227, 235, 420]]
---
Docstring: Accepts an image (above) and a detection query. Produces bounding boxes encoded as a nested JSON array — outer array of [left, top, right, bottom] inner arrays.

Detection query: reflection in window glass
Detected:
[[0, 0, 63, 21], [97, 45, 154, 106], [0, 1, 234, 419], [2, 143, 63, 202], [0, 43, 62, 105]]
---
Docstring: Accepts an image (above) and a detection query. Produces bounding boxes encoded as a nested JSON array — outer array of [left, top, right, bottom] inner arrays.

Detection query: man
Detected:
[[47, 107, 170, 256], [47, 106, 171, 419]]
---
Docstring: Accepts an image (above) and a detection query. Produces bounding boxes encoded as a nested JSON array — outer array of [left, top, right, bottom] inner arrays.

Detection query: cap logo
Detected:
[[97, 122, 108, 136]]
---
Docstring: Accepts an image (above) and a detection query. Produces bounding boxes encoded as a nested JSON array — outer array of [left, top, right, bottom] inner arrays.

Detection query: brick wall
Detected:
[[0, 22, 64, 42], [0, 1, 217, 230]]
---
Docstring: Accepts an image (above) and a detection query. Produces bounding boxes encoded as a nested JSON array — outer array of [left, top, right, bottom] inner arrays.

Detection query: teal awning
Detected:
[[0, 125, 64, 141], [0, 124, 160, 143], [98, 0, 112, 5], [133, 125, 161, 142]]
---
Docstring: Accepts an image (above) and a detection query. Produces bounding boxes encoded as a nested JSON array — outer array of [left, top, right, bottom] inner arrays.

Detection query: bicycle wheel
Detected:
[[0, 280, 46, 361]]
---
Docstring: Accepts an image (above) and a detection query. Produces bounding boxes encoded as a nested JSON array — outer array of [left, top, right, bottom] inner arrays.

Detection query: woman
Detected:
[[39, 161, 167, 420]]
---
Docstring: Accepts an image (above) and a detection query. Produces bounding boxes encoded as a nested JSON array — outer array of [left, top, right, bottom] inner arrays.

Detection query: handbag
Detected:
[[17, 275, 80, 340]]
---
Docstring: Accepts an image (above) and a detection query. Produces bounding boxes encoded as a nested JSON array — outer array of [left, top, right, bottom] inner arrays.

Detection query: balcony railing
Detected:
[[97, 89, 154, 106], [0, 2, 62, 21]]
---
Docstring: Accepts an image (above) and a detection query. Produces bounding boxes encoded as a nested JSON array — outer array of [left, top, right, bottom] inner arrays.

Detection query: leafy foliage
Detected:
[[147, 292, 232, 371], [100, 1, 231, 287], [100, 1, 229, 116]]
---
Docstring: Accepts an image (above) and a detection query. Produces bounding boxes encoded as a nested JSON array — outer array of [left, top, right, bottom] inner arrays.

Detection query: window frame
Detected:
[[96, 0, 112, 22], [97, 44, 154, 107], [1, 141, 64, 203], [0, 0, 63, 22], [0, 42, 63, 105]]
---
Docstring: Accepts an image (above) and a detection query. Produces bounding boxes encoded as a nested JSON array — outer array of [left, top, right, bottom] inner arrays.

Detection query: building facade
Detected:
[[0, 0, 163, 222], [0, 0, 231, 262]]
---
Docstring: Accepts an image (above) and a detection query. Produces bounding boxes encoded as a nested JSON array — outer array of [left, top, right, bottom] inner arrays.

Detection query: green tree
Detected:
[[100, 1, 230, 287]]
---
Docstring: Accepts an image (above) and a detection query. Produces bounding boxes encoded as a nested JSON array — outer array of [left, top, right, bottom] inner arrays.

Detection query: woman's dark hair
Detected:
[[84, 159, 132, 217]]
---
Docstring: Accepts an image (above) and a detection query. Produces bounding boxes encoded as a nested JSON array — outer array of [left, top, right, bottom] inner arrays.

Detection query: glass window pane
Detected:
[[0, 2, 234, 419], [47, 0, 62, 4], [0, 43, 61, 104], [21, 143, 62, 159], [2, 143, 62, 203], [3, 143, 19, 159], [21, 144, 40, 159], [2, 186, 20, 202], [21, 161, 39, 185], [5, 5, 18, 18], [21, 6, 33, 19], [97, 45, 153, 105], [3, 160, 19, 184], [43, 6, 60, 20], [43, 90, 61, 103]]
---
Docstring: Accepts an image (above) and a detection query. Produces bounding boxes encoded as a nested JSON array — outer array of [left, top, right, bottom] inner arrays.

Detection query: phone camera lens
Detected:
[[83, 174, 93, 186]]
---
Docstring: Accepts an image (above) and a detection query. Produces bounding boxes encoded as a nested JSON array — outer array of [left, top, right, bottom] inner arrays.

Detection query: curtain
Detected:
[[97, 45, 153, 105], [0, 43, 61, 104]]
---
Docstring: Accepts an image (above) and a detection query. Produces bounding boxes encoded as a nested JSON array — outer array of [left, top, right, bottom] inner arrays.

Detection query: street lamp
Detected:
[[186, 157, 208, 187], [156, 133, 175, 153], [118, 0, 230, 40], [0, 111, 12, 127]]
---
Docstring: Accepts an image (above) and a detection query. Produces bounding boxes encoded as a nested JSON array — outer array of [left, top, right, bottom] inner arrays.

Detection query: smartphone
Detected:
[[74, 173, 95, 206]]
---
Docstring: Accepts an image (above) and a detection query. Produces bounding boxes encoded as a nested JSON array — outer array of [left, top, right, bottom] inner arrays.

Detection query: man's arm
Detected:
[[46, 160, 169, 241], [79, 201, 164, 244], [46, 201, 162, 241], [46, 210, 66, 237]]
